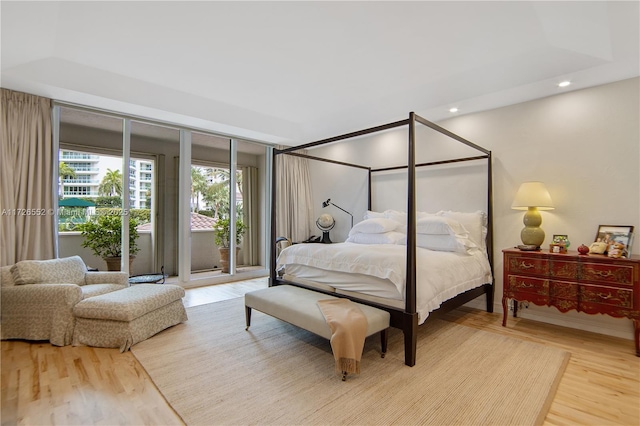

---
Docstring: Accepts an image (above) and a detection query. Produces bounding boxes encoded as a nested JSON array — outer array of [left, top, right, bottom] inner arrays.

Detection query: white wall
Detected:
[[442, 77, 639, 340], [310, 77, 639, 340]]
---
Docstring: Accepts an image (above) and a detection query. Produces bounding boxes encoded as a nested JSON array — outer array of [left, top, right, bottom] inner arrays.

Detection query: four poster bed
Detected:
[[270, 112, 494, 367]]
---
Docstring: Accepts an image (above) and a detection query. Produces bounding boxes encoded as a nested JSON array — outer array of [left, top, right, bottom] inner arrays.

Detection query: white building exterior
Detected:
[[59, 150, 153, 208]]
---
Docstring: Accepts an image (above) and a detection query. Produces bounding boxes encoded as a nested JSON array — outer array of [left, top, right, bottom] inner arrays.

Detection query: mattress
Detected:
[[277, 242, 492, 325]]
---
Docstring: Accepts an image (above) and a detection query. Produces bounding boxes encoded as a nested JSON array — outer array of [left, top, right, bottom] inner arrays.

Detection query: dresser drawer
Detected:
[[506, 255, 548, 276], [549, 281, 579, 312], [580, 262, 636, 286], [550, 260, 578, 280], [550, 281, 578, 299], [578, 284, 633, 309], [506, 275, 549, 295]]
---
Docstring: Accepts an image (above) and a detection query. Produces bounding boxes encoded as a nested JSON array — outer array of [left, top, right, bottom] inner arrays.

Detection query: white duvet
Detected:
[[276, 242, 492, 324]]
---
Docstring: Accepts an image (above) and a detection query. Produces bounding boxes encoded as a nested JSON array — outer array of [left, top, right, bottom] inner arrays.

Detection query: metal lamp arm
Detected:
[[329, 202, 354, 229]]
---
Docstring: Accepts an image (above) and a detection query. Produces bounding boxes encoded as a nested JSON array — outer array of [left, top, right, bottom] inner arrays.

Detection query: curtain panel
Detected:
[[242, 166, 259, 265], [0, 89, 54, 266], [275, 147, 314, 243]]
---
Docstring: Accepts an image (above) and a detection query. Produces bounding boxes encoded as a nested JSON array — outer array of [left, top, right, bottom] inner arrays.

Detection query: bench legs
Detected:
[[245, 306, 252, 331], [380, 328, 388, 358]]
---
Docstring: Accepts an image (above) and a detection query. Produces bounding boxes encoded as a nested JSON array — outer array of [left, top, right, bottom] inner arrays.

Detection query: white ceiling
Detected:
[[2, 1, 639, 145]]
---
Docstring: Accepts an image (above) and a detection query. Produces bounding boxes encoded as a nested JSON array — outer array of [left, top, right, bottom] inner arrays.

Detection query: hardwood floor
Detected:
[[2, 278, 639, 425]]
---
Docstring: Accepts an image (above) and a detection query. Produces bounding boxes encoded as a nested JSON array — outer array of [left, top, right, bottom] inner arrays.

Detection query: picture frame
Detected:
[[594, 225, 634, 256], [552, 234, 569, 246], [549, 234, 569, 253]]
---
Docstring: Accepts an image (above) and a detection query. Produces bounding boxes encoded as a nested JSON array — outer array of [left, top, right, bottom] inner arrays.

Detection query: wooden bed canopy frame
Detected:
[[270, 112, 494, 367]]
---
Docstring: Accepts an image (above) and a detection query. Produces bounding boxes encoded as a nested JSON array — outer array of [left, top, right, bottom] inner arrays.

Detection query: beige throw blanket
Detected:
[[317, 299, 368, 375]]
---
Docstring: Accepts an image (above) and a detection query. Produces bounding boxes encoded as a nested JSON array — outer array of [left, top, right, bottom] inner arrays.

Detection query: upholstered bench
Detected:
[[245, 284, 390, 357], [72, 284, 187, 352]]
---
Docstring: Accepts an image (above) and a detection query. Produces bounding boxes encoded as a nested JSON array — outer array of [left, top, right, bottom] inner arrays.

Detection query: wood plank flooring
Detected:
[[2, 278, 639, 425]]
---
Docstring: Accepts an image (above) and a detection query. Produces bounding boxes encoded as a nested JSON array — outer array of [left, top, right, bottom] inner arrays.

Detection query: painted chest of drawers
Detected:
[[502, 248, 640, 356]]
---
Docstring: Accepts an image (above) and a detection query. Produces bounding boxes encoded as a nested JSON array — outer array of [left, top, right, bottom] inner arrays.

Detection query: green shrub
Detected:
[[214, 218, 246, 248], [78, 214, 140, 258]]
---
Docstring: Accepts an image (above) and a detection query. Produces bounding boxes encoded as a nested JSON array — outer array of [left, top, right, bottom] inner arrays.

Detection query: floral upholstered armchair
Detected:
[[1, 255, 128, 346]]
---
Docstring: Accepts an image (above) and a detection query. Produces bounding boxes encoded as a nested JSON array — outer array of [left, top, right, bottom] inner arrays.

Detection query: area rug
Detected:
[[131, 297, 569, 426]]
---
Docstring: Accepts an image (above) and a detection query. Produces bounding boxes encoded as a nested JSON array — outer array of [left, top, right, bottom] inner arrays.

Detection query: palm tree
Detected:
[[58, 161, 77, 197], [191, 167, 208, 212], [98, 169, 123, 197], [59, 162, 77, 179], [203, 179, 230, 219], [202, 168, 243, 219]]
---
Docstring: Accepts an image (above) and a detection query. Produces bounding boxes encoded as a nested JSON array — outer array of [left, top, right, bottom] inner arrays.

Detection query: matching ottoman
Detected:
[[72, 284, 187, 352]]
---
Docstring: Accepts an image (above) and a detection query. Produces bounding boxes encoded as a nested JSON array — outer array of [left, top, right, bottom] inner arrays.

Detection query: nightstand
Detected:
[[502, 248, 640, 356]]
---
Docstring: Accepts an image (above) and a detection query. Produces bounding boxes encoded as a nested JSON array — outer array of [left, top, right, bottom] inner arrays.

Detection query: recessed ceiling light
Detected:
[[558, 81, 571, 88], [449, 107, 459, 113]]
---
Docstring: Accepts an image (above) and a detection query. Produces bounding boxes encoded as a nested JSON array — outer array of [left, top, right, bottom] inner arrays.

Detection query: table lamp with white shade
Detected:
[[511, 181, 554, 249]]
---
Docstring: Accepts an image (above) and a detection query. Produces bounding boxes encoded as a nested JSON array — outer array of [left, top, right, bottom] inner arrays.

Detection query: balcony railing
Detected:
[[60, 153, 99, 161], [62, 179, 100, 185], [63, 190, 99, 196]]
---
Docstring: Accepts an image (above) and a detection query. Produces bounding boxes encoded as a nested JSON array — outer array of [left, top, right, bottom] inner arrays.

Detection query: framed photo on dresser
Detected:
[[595, 225, 634, 254]]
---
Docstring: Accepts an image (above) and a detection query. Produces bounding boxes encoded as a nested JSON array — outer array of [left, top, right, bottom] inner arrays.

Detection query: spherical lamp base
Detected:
[[521, 226, 545, 247], [520, 207, 545, 247]]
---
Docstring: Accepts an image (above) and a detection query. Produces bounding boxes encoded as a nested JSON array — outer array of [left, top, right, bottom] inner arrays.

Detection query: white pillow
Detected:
[[401, 234, 478, 254], [417, 211, 437, 220], [438, 210, 487, 249], [346, 231, 406, 245], [416, 216, 469, 237], [364, 210, 386, 220], [349, 218, 399, 235], [383, 209, 407, 224]]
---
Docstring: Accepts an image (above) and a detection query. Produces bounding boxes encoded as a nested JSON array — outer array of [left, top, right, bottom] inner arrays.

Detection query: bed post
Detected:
[[367, 168, 372, 210], [270, 147, 278, 287], [405, 112, 418, 367], [486, 151, 495, 312]]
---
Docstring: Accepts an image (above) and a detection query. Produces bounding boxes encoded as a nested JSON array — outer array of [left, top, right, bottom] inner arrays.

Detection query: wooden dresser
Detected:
[[502, 248, 640, 356]]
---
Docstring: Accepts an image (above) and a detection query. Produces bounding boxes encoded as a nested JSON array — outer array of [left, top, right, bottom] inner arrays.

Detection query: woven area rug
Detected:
[[131, 297, 569, 426]]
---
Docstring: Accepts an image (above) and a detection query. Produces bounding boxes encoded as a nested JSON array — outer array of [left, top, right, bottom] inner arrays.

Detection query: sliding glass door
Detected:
[[55, 104, 269, 286]]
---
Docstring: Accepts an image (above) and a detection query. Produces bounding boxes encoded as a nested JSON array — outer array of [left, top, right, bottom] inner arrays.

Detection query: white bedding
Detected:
[[276, 242, 492, 325]]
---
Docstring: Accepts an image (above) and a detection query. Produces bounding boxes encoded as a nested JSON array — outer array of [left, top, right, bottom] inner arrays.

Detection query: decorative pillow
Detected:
[[438, 210, 487, 249], [401, 234, 478, 254], [10, 255, 87, 286], [346, 231, 406, 245], [349, 218, 399, 235], [416, 216, 469, 237]]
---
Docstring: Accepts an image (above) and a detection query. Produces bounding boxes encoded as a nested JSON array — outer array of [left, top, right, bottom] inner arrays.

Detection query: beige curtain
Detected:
[[0, 89, 54, 266], [242, 166, 259, 265], [275, 147, 314, 243]]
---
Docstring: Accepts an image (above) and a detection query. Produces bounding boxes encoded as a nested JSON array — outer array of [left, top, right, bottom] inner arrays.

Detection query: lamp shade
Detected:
[[511, 182, 554, 211]]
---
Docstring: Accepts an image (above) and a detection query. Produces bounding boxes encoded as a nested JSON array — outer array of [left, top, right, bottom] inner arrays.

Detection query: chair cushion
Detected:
[[73, 284, 185, 322], [10, 256, 87, 286], [81, 283, 128, 299]]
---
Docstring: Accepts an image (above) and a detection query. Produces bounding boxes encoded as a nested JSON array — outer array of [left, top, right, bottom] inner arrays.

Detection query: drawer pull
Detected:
[[590, 270, 614, 279], [518, 261, 535, 270], [598, 292, 613, 300]]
